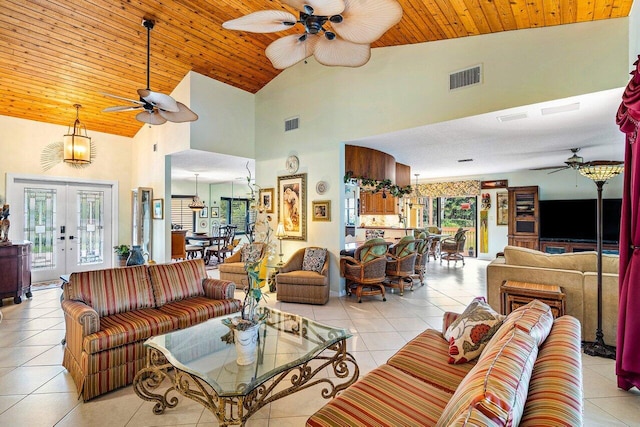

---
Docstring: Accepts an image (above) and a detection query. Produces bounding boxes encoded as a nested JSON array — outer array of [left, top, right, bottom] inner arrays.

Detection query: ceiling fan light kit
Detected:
[[103, 19, 198, 125], [223, 0, 402, 69]]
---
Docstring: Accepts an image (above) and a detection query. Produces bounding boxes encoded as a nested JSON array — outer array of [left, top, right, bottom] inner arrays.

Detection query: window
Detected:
[[220, 197, 250, 234], [171, 196, 195, 232]]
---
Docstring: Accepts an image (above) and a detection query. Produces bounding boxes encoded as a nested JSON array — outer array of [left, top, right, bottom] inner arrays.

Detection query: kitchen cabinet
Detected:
[[360, 192, 398, 215]]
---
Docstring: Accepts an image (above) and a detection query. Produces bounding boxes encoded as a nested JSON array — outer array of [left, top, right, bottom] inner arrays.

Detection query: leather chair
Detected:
[[384, 235, 419, 295], [276, 247, 330, 305], [440, 227, 467, 266], [341, 238, 391, 303], [219, 242, 266, 286]]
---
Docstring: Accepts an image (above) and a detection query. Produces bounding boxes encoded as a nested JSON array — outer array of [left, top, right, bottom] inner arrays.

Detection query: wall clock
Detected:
[[286, 155, 299, 174]]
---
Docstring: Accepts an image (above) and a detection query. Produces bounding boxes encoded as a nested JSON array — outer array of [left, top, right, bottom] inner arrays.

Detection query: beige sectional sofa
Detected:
[[307, 299, 583, 426], [486, 245, 619, 344], [61, 259, 241, 400]]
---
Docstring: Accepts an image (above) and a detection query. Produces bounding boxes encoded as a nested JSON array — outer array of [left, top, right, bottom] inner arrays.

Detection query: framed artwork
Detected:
[[211, 206, 219, 219], [277, 173, 307, 240], [497, 192, 508, 225], [199, 206, 208, 218], [152, 198, 163, 220], [312, 200, 331, 221], [260, 188, 275, 213], [481, 179, 508, 189]]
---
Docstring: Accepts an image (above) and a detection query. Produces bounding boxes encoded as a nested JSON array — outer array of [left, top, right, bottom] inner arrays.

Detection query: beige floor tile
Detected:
[[57, 386, 142, 427], [583, 366, 632, 399], [14, 329, 66, 346], [389, 316, 431, 331], [0, 330, 41, 347], [34, 370, 77, 394], [583, 400, 629, 426], [350, 317, 395, 333], [0, 392, 79, 427], [0, 365, 65, 395], [128, 393, 206, 426], [588, 396, 640, 426], [22, 344, 65, 366], [0, 394, 25, 414], [359, 331, 407, 351], [263, 416, 307, 427], [0, 345, 51, 368], [268, 385, 328, 419]]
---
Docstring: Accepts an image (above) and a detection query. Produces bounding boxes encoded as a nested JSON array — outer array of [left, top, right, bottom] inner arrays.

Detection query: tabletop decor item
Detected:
[[126, 245, 147, 266]]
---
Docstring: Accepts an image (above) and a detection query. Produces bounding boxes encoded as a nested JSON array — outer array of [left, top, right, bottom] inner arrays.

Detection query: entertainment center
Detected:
[[538, 198, 621, 254]]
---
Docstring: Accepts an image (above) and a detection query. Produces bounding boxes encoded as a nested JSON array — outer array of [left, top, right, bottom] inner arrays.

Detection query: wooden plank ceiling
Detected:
[[0, 0, 633, 138]]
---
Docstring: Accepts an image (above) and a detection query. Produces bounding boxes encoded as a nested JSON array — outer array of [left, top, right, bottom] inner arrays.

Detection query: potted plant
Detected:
[[113, 244, 131, 267]]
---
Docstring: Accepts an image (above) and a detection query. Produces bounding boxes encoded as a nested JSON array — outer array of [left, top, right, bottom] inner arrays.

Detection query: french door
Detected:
[[9, 177, 114, 282]]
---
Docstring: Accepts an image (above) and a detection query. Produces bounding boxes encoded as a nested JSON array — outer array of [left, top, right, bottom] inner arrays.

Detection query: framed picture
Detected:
[[481, 180, 509, 189], [211, 206, 219, 218], [260, 188, 275, 213], [277, 173, 306, 240], [152, 199, 163, 220], [497, 192, 508, 225], [312, 200, 331, 221], [199, 206, 208, 218]]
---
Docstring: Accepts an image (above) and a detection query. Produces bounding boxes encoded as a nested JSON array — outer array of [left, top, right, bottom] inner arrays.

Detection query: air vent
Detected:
[[497, 112, 528, 122], [449, 65, 482, 90], [458, 158, 473, 163], [284, 116, 299, 132]]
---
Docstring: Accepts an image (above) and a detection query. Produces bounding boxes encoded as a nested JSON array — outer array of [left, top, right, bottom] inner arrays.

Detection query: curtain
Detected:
[[416, 180, 481, 198], [615, 55, 640, 391]]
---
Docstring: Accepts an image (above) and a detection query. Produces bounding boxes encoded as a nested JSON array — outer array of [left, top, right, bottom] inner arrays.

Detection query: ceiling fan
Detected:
[[532, 148, 584, 174], [102, 19, 198, 125], [222, 0, 403, 69]]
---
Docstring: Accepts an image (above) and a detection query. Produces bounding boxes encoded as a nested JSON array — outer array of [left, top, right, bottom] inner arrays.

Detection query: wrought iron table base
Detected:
[[133, 340, 359, 426]]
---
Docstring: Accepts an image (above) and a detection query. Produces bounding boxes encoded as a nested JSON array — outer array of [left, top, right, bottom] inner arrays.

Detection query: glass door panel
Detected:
[[75, 190, 105, 266]]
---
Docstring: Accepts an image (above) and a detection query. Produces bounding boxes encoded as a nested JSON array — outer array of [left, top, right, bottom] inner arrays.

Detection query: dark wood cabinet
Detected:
[[360, 192, 398, 215], [171, 230, 187, 260], [0, 242, 32, 305], [507, 186, 539, 250], [539, 240, 619, 254]]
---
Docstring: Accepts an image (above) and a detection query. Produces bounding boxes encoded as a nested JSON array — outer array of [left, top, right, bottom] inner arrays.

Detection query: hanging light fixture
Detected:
[[188, 173, 206, 211], [63, 104, 92, 164]]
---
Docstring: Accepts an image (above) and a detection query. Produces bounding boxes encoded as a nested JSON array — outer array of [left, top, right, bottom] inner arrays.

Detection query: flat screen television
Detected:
[[539, 199, 622, 244]]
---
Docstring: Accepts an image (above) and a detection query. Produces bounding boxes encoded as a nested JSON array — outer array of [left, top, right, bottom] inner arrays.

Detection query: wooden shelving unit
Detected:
[[507, 186, 539, 250]]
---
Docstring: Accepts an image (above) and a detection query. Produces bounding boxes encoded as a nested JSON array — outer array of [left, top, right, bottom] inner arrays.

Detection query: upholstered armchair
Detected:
[[276, 247, 329, 305], [341, 238, 391, 303], [385, 235, 419, 295], [440, 227, 467, 266], [219, 242, 266, 286]]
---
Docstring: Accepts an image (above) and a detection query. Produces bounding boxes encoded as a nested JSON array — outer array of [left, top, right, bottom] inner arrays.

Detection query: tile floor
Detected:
[[0, 258, 638, 426]]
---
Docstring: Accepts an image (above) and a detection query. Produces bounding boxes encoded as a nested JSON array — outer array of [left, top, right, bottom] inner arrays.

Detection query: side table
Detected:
[[267, 263, 283, 293], [500, 280, 566, 318]]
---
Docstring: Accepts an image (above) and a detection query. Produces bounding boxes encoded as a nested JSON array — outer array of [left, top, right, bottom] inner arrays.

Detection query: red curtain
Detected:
[[616, 55, 640, 391]]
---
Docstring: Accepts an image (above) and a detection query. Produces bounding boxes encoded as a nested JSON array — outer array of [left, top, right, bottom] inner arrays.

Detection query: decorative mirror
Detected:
[[132, 187, 153, 259]]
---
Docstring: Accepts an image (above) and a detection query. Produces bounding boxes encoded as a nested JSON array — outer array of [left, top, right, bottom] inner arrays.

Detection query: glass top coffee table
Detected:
[[133, 307, 359, 426]]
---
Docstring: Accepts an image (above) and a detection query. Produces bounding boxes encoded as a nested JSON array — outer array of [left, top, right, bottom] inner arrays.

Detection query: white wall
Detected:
[[255, 18, 631, 294], [0, 115, 134, 245]]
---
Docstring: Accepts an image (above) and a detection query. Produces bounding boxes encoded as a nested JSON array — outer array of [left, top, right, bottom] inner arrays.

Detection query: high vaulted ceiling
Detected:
[[0, 0, 634, 139]]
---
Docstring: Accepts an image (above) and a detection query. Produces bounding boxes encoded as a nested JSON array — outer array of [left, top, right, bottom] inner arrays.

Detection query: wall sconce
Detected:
[[275, 222, 287, 265], [63, 104, 92, 165]]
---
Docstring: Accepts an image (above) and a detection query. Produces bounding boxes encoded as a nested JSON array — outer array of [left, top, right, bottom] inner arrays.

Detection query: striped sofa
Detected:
[[307, 299, 583, 426], [61, 259, 242, 401]]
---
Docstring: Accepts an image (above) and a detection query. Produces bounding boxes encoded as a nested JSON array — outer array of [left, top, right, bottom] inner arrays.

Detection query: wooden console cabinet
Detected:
[[507, 186, 539, 250], [0, 241, 32, 305], [539, 240, 619, 254], [171, 230, 187, 260]]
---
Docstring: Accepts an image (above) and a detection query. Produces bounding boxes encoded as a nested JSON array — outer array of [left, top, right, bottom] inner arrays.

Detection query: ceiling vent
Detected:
[[449, 65, 482, 90], [497, 112, 528, 122], [284, 116, 299, 132]]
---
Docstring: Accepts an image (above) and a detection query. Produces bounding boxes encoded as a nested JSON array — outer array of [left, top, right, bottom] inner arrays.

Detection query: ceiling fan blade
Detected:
[[313, 36, 371, 67], [101, 92, 144, 105], [138, 89, 179, 112], [265, 34, 318, 69], [222, 11, 298, 33], [103, 105, 143, 112], [158, 102, 199, 123], [282, 0, 345, 16], [548, 166, 570, 174], [332, 0, 403, 44], [530, 165, 566, 170], [135, 110, 168, 125]]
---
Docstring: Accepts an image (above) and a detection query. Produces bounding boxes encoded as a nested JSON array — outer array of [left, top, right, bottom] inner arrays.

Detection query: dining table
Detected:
[[185, 234, 226, 265]]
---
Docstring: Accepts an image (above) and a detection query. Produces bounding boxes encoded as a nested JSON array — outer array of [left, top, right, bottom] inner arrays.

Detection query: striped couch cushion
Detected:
[[307, 364, 451, 427], [82, 308, 179, 354], [387, 329, 475, 393], [520, 316, 583, 426], [148, 259, 207, 306], [436, 328, 538, 427], [65, 265, 154, 317], [488, 299, 554, 349], [158, 296, 242, 329]]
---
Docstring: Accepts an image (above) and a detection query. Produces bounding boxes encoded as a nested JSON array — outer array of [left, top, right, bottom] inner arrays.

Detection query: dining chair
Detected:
[[340, 238, 392, 303], [412, 232, 431, 286], [384, 235, 419, 295], [440, 227, 467, 266], [206, 225, 237, 263]]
